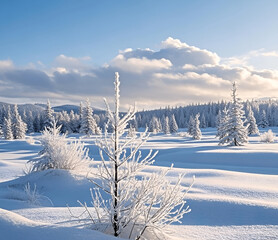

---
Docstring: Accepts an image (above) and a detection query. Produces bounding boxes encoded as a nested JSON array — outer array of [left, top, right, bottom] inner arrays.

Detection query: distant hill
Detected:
[[0, 102, 106, 115], [52, 105, 80, 114], [52, 104, 106, 114], [0, 102, 44, 114]]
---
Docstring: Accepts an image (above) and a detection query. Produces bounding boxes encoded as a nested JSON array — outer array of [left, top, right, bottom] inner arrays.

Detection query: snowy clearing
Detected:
[[0, 128, 278, 239]]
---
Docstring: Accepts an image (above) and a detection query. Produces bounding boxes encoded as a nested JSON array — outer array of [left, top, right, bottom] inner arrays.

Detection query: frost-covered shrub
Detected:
[[260, 129, 275, 143], [23, 183, 49, 205], [5, 183, 52, 206], [177, 132, 191, 137], [29, 121, 90, 172], [75, 73, 193, 239]]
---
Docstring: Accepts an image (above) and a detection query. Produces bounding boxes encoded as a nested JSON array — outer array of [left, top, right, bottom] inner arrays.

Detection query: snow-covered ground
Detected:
[[1, 128, 278, 239]]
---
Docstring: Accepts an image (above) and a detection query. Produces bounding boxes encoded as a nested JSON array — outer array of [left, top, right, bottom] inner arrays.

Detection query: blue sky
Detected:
[[1, 0, 278, 66], [1, 0, 278, 108]]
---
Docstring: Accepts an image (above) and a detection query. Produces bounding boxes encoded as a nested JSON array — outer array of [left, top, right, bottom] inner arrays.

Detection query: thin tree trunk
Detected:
[[113, 123, 119, 236]]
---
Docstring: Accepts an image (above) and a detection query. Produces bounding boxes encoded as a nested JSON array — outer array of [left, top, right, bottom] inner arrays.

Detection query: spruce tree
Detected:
[[192, 113, 202, 140], [162, 116, 170, 134], [219, 82, 248, 146], [80, 99, 101, 135], [26, 111, 34, 133], [149, 116, 160, 133], [169, 114, 178, 133], [43, 100, 54, 129], [258, 110, 269, 128], [216, 110, 222, 137], [200, 113, 207, 128], [3, 106, 13, 140], [13, 104, 27, 139], [246, 104, 259, 135], [33, 114, 42, 132], [217, 107, 229, 142]]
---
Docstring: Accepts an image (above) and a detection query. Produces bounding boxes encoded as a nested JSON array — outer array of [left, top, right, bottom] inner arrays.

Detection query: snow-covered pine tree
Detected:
[[187, 115, 194, 135], [246, 104, 259, 135], [33, 114, 42, 132], [58, 111, 72, 133], [78, 102, 83, 131], [26, 111, 34, 133], [191, 113, 202, 140], [162, 115, 170, 134], [80, 99, 101, 135], [22, 110, 27, 123], [43, 100, 54, 129], [81, 72, 193, 239], [219, 82, 248, 146], [169, 114, 178, 133], [148, 116, 156, 133], [217, 107, 229, 141], [149, 116, 161, 133], [200, 113, 207, 128], [216, 110, 222, 137], [69, 110, 78, 133], [3, 106, 13, 140], [13, 104, 27, 139], [258, 110, 269, 128]]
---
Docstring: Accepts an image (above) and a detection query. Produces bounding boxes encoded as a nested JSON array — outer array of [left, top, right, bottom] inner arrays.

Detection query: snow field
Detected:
[[0, 128, 278, 239]]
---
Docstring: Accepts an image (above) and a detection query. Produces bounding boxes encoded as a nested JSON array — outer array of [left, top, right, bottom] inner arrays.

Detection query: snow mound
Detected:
[[0, 208, 120, 240], [0, 169, 94, 208]]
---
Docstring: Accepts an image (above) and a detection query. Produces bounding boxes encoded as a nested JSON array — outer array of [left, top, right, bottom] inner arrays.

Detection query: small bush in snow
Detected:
[[6, 183, 52, 206], [23, 183, 42, 205], [260, 130, 275, 143], [29, 120, 91, 172], [177, 132, 191, 137]]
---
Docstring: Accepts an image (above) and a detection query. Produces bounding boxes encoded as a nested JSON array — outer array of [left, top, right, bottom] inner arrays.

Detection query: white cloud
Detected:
[[1, 38, 278, 109], [161, 37, 220, 66], [0, 60, 14, 71], [161, 37, 189, 49], [111, 54, 172, 73], [261, 51, 278, 57]]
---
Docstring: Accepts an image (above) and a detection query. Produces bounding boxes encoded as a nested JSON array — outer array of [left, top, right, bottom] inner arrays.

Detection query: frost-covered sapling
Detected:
[[79, 72, 193, 239], [29, 120, 90, 172]]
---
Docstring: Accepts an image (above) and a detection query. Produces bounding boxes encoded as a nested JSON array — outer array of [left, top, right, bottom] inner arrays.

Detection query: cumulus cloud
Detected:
[[111, 54, 172, 73], [1, 37, 278, 109], [0, 60, 14, 71]]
